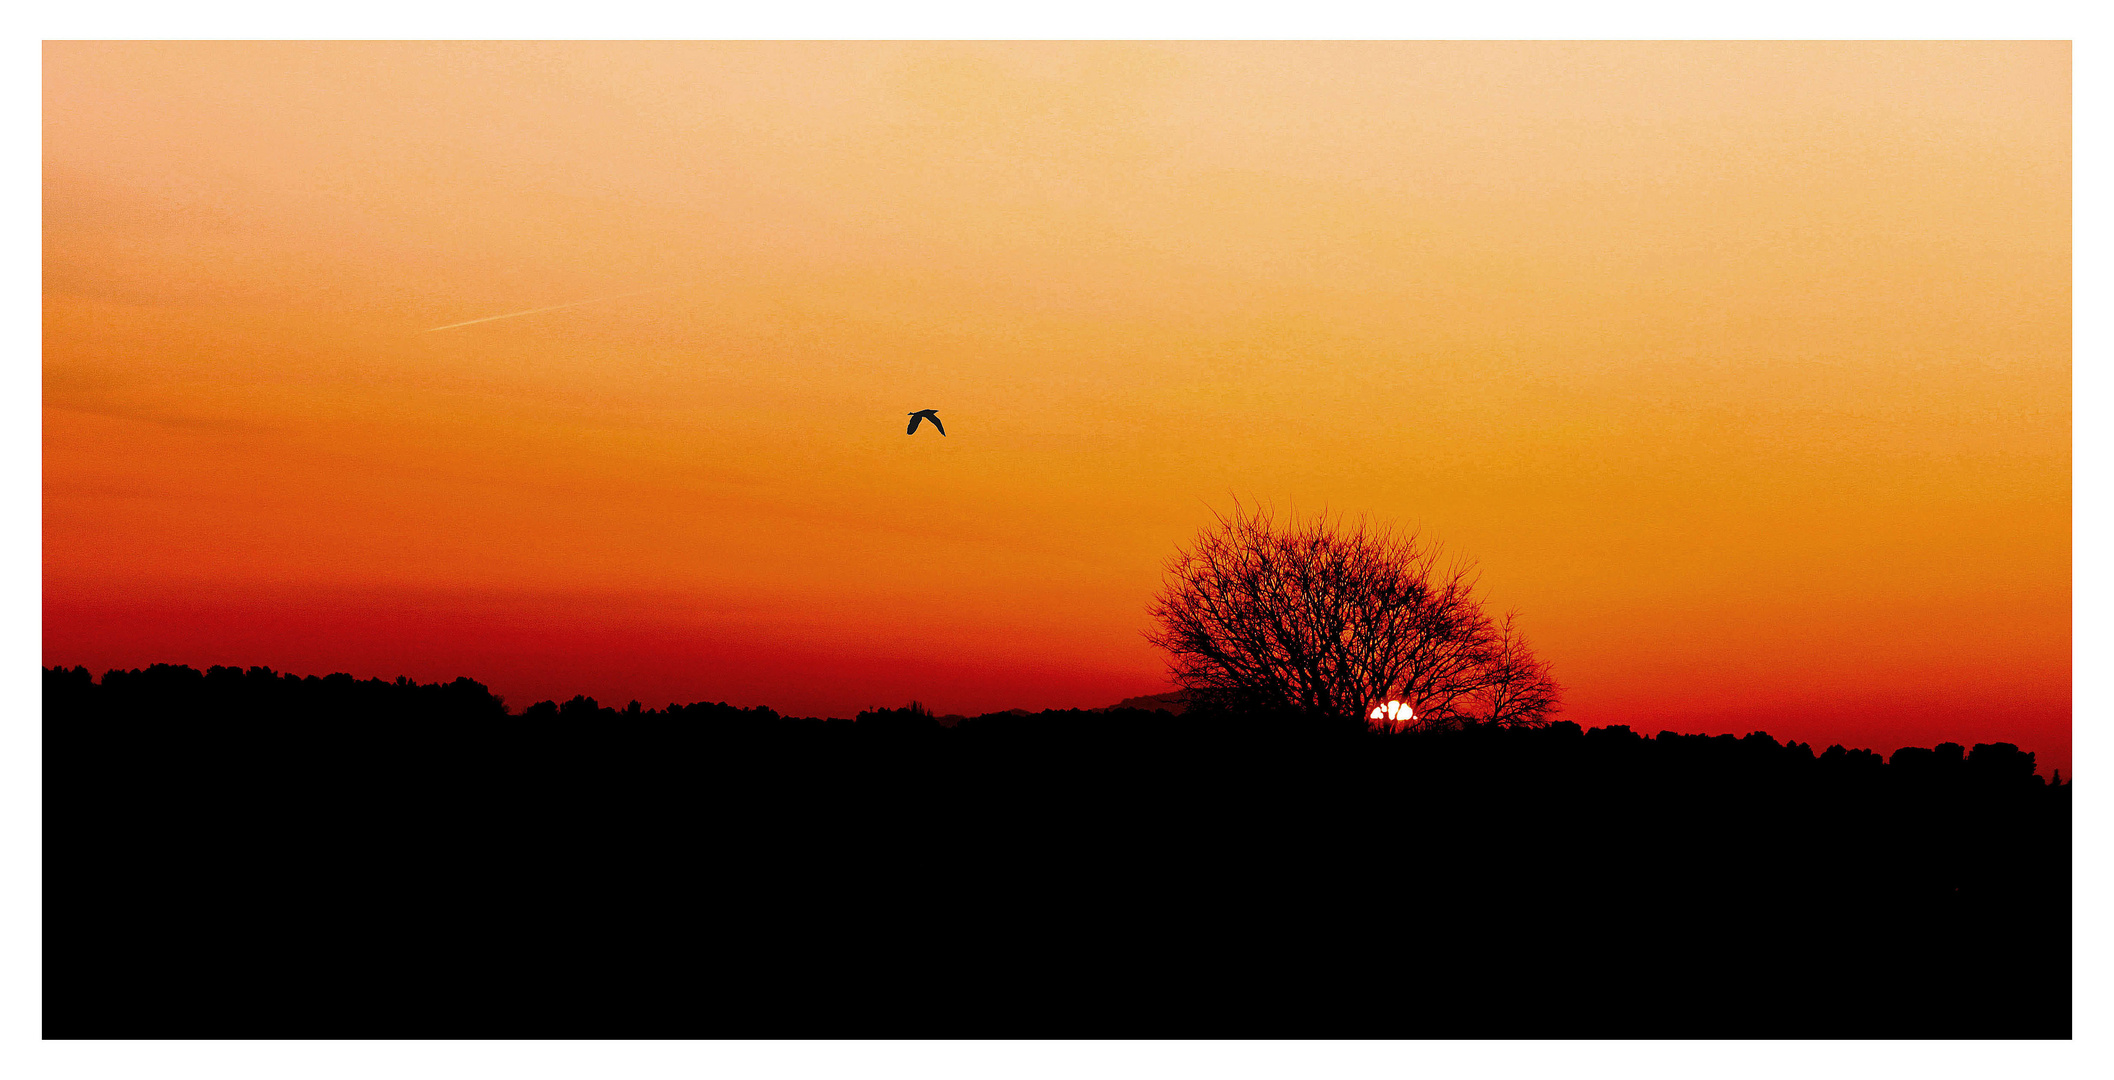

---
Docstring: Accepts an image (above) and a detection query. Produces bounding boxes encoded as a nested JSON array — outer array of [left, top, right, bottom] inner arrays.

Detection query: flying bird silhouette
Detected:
[[907, 409, 945, 436]]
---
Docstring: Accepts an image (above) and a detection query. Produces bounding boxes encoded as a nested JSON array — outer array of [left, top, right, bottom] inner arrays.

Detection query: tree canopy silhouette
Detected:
[[1145, 502, 1561, 731]]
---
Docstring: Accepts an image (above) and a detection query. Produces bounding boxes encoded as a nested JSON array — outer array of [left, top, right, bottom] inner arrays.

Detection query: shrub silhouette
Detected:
[[855, 699, 943, 734], [1145, 502, 1561, 731], [42, 663, 2067, 1039]]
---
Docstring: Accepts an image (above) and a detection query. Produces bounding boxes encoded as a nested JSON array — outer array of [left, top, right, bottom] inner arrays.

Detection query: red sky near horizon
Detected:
[[44, 42, 2071, 774]]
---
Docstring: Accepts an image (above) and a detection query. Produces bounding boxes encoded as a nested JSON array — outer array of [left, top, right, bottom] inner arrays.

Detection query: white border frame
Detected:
[[9, 4, 2104, 1077]]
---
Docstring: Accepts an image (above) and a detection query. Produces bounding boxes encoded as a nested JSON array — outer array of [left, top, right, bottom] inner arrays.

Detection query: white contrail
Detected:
[[422, 284, 688, 333]]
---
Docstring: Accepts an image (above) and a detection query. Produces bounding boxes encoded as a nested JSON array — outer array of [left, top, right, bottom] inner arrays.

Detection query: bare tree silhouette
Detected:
[[1144, 501, 1561, 731]]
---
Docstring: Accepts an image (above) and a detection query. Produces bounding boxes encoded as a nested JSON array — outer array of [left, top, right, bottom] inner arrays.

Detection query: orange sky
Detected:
[[43, 42, 2071, 772]]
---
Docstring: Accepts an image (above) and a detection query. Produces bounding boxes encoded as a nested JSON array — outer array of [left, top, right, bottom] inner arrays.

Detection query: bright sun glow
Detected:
[[1369, 700, 1415, 724]]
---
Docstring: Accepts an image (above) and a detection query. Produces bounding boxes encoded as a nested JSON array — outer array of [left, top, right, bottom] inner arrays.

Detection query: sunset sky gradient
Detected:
[[43, 42, 2071, 771]]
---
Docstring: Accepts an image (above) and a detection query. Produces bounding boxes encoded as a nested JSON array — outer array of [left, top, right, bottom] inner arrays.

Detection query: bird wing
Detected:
[[931, 414, 945, 436], [907, 414, 922, 434]]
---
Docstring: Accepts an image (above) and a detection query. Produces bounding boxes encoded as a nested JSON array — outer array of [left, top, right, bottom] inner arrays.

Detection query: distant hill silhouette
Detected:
[[44, 663, 2068, 1038], [1106, 690, 1191, 714]]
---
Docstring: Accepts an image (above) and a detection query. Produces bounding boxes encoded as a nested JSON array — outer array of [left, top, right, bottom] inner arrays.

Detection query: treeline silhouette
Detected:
[[45, 664, 2069, 1038]]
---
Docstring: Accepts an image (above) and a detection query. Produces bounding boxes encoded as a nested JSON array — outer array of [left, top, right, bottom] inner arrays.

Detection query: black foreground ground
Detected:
[[45, 665, 2071, 1038]]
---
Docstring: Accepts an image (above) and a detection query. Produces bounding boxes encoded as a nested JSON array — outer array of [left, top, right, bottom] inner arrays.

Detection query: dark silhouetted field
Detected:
[[45, 664, 2069, 1038]]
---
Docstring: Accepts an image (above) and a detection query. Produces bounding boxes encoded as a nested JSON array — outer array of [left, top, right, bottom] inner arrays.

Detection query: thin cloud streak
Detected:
[[422, 284, 689, 333]]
